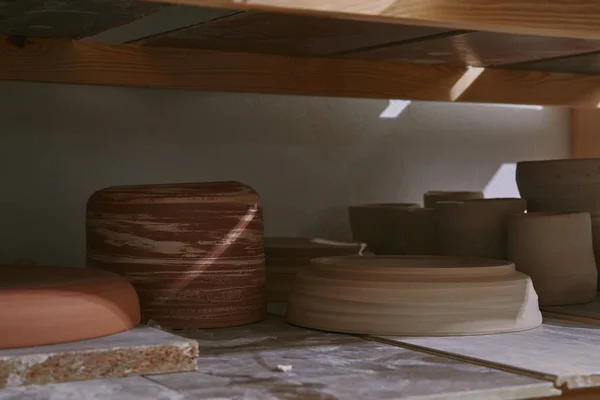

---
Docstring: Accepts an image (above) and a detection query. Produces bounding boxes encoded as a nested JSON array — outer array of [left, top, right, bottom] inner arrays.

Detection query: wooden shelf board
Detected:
[[143, 0, 600, 41], [4, 35, 600, 107]]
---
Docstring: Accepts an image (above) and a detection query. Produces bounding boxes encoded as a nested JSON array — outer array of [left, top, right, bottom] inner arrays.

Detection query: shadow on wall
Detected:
[[0, 81, 569, 266]]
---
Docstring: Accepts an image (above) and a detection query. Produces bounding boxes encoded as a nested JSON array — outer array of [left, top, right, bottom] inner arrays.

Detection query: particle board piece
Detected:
[[149, 336, 559, 400], [0, 376, 195, 400], [347, 31, 600, 67], [0, 0, 165, 39], [0, 326, 198, 388], [138, 11, 451, 56], [375, 319, 600, 389]]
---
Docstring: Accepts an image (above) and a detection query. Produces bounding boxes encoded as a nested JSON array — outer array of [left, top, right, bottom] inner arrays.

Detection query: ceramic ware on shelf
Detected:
[[265, 237, 365, 302], [286, 255, 542, 336], [348, 203, 419, 255], [0, 265, 140, 349], [423, 190, 484, 208], [438, 198, 527, 259], [516, 158, 600, 214], [86, 181, 266, 329], [508, 212, 597, 306]]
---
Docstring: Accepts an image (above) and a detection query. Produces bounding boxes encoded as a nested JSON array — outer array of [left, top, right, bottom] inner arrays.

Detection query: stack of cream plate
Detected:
[[286, 256, 542, 336]]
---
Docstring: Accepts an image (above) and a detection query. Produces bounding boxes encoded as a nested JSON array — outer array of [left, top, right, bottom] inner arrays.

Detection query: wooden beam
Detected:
[[4, 35, 600, 107], [144, 0, 600, 41], [570, 109, 600, 158]]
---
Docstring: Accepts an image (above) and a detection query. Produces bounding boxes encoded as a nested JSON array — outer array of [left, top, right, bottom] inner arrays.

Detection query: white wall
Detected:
[[0, 81, 569, 266]]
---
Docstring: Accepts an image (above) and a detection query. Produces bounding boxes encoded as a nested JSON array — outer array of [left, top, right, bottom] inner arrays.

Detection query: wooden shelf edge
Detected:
[[143, 0, 600, 40], [3, 35, 600, 107]]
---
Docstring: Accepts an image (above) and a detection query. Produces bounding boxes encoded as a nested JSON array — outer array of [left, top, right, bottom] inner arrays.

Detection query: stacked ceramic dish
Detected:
[[264, 237, 365, 301], [516, 158, 600, 288], [286, 255, 542, 336]]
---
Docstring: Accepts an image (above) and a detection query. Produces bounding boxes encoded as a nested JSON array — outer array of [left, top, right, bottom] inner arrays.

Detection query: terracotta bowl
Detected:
[[348, 203, 419, 255], [0, 265, 140, 349], [516, 158, 600, 214], [286, 255, 542, 336], [265, 237, 365, 302]]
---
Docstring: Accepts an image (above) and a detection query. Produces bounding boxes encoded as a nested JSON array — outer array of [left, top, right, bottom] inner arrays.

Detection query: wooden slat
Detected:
[[5, 36, 600, 107], [138, 11, 451, 56], [345, 32, 600, 67], [373, 319, 600, 390], [144, 0, 600, 41], [0, 0, 165, 39], [570, 109, 600, 158]]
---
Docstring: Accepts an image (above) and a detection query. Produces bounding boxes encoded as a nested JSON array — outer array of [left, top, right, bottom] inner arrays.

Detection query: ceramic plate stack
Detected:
[[516, 158, 600, 285], [265, 237, 365, 301], [287, 255, 542, 336], [0, 265, 140, 349], [87, 181, 266, 329]]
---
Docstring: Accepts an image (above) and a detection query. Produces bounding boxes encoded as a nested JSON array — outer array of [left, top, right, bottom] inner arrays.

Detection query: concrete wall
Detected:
[[0, 81, 569, 266]]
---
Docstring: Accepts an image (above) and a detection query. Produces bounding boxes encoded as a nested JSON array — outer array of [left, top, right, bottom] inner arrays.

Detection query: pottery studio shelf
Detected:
[[4, 0, 600, 107]]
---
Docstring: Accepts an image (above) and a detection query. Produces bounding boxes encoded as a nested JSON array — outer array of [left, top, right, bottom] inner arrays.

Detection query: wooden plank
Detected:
[[144, 0, 600, 41], [138, 11, 451, 56], [5, 36, 600, 107], [345, 32, 600, 67], [570, 110, 600, 158], [145, 317, 559, 400], [373, 319, 600, 390], [0, 0, 164, 39]]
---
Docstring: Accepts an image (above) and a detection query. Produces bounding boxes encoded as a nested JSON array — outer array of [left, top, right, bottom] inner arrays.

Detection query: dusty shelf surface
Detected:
[[3, 1, 600, 106], [2, 313, 591, 400]]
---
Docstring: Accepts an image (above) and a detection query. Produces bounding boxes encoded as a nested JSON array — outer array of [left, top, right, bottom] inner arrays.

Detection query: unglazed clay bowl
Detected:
[[516, 158, 600, 214], [0, 265, 140, 349], [286, 255, 542, 336], [348, 203, 419, 255]]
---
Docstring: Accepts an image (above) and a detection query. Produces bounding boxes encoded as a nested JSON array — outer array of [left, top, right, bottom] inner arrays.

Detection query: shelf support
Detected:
[[3, 35, 600, 107]]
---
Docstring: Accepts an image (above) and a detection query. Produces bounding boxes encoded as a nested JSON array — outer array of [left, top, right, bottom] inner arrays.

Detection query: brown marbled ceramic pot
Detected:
[[86, 181, 266, 329]]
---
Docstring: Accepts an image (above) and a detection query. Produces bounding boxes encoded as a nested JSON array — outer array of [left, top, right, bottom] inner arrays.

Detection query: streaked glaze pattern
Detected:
[[86, 181, 265, 328]]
